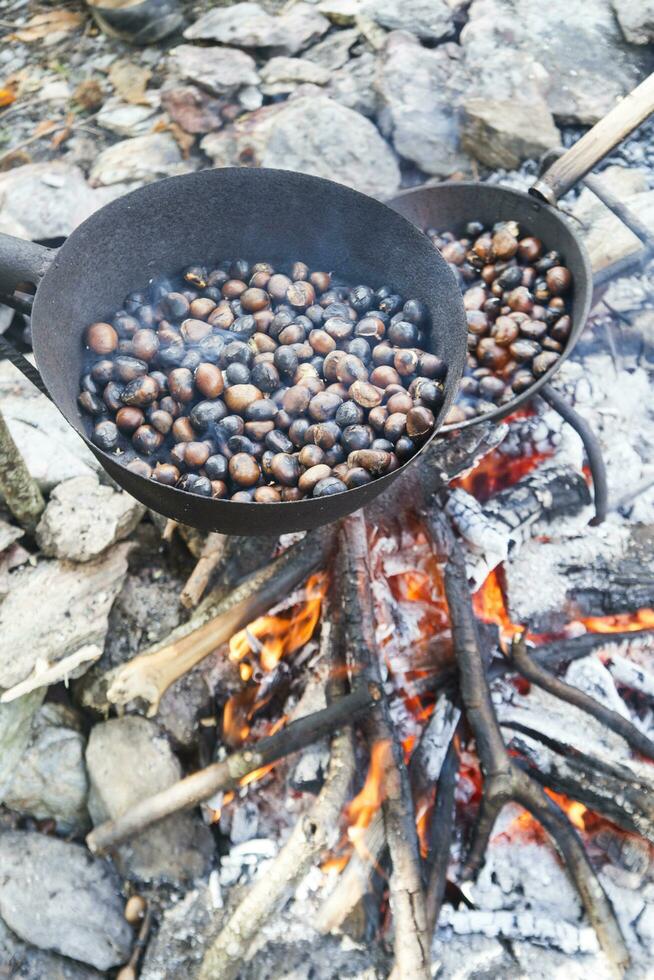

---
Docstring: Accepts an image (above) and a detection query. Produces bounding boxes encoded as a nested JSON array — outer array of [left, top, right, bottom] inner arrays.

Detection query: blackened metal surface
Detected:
[[387, 182, 593, 431], [3, 168, 467, 535]]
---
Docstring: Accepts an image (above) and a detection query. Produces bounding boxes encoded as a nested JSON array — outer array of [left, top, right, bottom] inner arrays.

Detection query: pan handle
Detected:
[[530, 72, 654, 205], [0, 232, 55, 294]]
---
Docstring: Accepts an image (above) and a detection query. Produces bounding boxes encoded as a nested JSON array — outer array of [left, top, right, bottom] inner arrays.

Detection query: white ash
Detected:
[[219, 838, 278, 888]]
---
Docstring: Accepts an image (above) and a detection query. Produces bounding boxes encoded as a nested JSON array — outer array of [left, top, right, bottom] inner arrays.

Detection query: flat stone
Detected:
[[0, 162, 110, 240], [184, 1, 330, 55], [461, 98, 560, 170], [570, 165, 654, 273], [2, 703, 89, 834], [316, 0, 362, 25], [161, 84, 227, 134], [0, 916, 104, 980], [86, 716, 214, 884], [89, 133, 190, 187], [0, 831, 131, 970], [613, 0, 654, 44], [36, 474, 144, 562], [0, 690, 45, 799], [361, 0, 455, 40], [202, 95, 400, 198], [260, 55, 330, 95], [0, 544, 130, 695], [0, 361, 100, 491], [376, 33, 469, 177], [461, 0, 651, 124], [301, 27, 361, 70], [97, 98, 161, 138], [169, 43, 259, 96]]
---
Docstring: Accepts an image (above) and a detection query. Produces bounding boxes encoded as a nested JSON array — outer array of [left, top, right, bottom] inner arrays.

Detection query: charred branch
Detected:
[[440, 526, 629, 973], [198, 581, 357, 980], [425, 733, 459, 938], [86, 681, 378, 856], [340, 512, 431, 980], [509, 632, 654, 759], [104, 527, 333, 715], [446, 462, 590, 591]]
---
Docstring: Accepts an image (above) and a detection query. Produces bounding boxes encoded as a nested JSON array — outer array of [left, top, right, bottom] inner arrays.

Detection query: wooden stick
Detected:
[[104, 527, 333, 715], [340, 512, 431, 980], [0, 406, 44, 530], [441, 528, 630, 974], [87, 681, 378, 856], [509, 631, 654, 759], [198, 579, 356, 980], [180, 532, 227, 608]]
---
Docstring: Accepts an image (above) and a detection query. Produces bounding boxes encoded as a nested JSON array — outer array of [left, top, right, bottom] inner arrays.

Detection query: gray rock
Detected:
[[0, 361, 101, 492], [570, 165, 654, 274], [89, 133, 191, 187], [0, 917, 103, 980], [184, 1, 330, 55], [461, 98, 560, 170], [86, 716, 214, 884], [316, 0, 361, 24], [36, 474, 144, 562], [169, 43, 259, 96], [260, 56, 330, 95], [302, 27, 361, 70], [0, 517, 23, 553], [0, 162, 110, 241], [461, 0, 651, 125], [2, 704, 89, 834], [202, 95, 400, 198], [161, 85, 227, 134], [157, 668, 212, 749], [328, 51, 379, 117], [613, 0, 654, 44], [0, 544, 130, 695], [97, 98, 161, 138], [361, 0, 455, 40], [0, 691, 45, 799], [0, 831, 131, 970], [0, 303, 13, 334], [376, 33, 469, 176]]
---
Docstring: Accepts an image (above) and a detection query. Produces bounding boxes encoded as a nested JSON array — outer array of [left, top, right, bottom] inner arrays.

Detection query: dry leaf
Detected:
[[0, 88, 16, 108], [152, 119, 195, 159], [108, 59, 151, 105], [0, 149, 32, 173], [11, 10, 83, 43], [73, 78, 104, 112], [51, 126, 72, 150]]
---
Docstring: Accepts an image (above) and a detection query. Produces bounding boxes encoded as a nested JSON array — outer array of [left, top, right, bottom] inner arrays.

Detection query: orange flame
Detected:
[[507, 790, 587, 839], [229, 573, 327, 671], [577, 608, 654, 633], [223, 573, 327, 746]]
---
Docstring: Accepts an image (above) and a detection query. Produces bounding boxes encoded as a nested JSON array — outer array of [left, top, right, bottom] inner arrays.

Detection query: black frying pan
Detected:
[[388, 72, 654, 432], [0, 168, 467, 535]]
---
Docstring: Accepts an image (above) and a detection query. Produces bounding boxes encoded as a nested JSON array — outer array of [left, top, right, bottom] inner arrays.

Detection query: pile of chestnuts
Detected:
[[78, 259, 447, 501], [427, 220, 573, 423]]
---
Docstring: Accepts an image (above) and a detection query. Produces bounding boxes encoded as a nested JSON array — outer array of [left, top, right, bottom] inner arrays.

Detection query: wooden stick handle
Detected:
[[531, 72, 654, 205]]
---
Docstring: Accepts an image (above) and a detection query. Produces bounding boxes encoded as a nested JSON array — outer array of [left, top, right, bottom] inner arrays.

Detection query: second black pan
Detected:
[[389, 73, 654, 431], [0, 168, 467, 535]]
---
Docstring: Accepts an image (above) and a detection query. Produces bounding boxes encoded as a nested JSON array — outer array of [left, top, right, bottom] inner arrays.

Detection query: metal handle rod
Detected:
[[540, 384, 608, 526], [531, 72, 654, 205], [0, 233, 54, 294]]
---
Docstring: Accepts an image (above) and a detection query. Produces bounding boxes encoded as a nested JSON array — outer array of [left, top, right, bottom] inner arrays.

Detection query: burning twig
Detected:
[[197, 581, 357, 980], [104, 527, 333, 715], [180, 532, 228, 608], [441, 533, 630, 974], [315, 810, 386, 934], [540, 385, 608, 525], [86, 681, 378, 856], [0, 405, 44, 530], [509, 631, 654, 759], [340, 512, 431, 980]]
